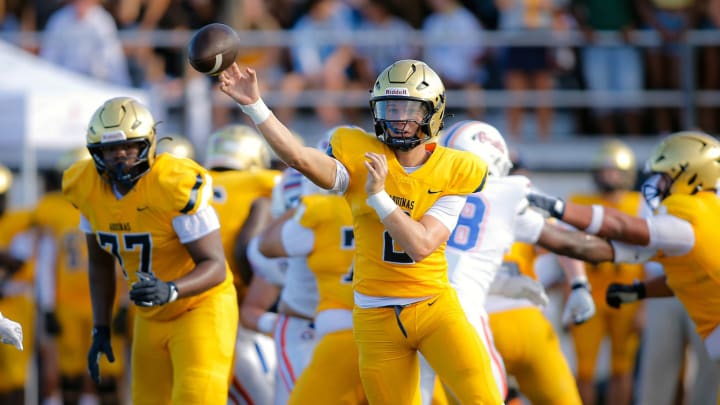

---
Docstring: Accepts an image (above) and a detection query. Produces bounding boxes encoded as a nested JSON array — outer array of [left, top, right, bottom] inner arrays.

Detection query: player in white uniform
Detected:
[[244, 166, 317, 405], [233, 167, 309, 405], [422, 120, 594, 402]]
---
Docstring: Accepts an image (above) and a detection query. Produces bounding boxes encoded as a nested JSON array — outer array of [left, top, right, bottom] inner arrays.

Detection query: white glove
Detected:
[[489, 272, 549, 307], [0, 312, 23, 351], [563, 281, 595, 326]]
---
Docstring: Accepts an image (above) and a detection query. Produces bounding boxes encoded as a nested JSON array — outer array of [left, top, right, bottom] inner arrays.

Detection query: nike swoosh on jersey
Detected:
[[136, 206, 149, 211], [427, 189, 442, 194]]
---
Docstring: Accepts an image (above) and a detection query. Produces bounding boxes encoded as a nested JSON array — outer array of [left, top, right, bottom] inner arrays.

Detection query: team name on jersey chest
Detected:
[[389, 194, 415, 211], [109, 222, 131, 231]]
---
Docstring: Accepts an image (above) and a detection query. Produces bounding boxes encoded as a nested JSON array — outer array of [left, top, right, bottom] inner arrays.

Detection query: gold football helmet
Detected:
[[592, 139, 637, 192], [643, 131, 720, 208], [86, 97, 157, 186], [156, 134, 196, 160], [370, 59, 446, 150], [0, 164, 12, 195], [205, 125, 270, 171]]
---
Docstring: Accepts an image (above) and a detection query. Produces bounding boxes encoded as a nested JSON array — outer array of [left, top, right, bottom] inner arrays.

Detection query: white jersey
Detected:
[[278, 257, 318, 319], [447, 175, 545, 310]]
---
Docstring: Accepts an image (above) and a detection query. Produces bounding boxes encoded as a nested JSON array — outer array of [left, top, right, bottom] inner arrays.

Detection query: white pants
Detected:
[[228, 326, 277, 405], [272, 314, 317, 405], [638, 297, 719, 405]]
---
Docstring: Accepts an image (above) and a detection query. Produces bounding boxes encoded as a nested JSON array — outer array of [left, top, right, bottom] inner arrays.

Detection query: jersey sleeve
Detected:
[[446, 150, 488, 195], [328, 127, 377, 178], [62, 159, 95, 210], [257, 169, 282, 194], [156, 156, 214, 215], [514, 206, 545, 244], [661, 194, 699, 223]]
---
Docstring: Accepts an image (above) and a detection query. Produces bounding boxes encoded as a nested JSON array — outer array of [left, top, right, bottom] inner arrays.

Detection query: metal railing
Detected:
[[2, 28, 717, 128]]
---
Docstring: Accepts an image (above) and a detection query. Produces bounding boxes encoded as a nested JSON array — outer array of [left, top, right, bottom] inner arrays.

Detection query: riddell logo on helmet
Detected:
[[101, 130, 127, 143], [385, 88, 409, 96]]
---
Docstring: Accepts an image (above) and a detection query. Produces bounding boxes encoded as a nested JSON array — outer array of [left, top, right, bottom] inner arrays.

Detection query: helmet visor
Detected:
[[373, 99, 429, 123], [641, 173, 672, 210]]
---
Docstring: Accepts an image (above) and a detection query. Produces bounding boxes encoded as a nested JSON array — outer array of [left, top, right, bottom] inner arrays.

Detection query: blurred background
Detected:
[[1, 0, 718, 204]]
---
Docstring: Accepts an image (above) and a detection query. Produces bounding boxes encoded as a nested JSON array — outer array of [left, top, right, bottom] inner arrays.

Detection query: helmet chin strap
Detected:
[[110, 162, 136, 187], [385, 135, 422, 151], [379, 121, 427, 151]]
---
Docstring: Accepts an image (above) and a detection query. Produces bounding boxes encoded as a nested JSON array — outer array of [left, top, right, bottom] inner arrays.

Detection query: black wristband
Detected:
[[634, 281, 646, 300], [92, 325, 111, 338], [571, 281, 590, 291]]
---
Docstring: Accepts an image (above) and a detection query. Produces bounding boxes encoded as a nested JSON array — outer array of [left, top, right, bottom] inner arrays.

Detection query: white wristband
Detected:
[[366, 190, 398, 220], [257, 312, 278, 334], [238, 98, 271, 125], [584, 204, 604, 234]]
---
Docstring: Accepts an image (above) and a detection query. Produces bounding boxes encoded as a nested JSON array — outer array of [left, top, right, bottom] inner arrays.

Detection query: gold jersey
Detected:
[[34, 191, 89, 309], [209, 169, 279, 295], [62, 154, 234, 321], [0, 209, 35, 283], [329, 127, 488, 297], [503, 241, 538, 280], [655, 192, 720, 339], [297, 194, 355, 312], [570, 191, 645, 303]]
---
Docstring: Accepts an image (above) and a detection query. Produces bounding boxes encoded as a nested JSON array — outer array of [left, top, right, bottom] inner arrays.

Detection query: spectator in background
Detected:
[[354, 0, 418, 87], [571, 0, 644, 135], [495, 0, 560, 142], [213, 0, 286, 129], [109, 0, 172, 87], [635, 0, 701, 134], [698, 0, 720, 134], [276, 0, 359, 129], [422, 0, 486, 118], [0, 0, 38, 52], [40, 0, 131, 86]]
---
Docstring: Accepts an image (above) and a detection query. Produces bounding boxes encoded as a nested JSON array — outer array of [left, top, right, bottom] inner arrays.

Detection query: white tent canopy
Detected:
[[0, 40, 148, 204]]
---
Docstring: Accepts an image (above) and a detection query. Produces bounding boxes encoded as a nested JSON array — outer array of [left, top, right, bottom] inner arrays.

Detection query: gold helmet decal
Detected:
[[86, 97, 157, 186], [0, 164, 12, 194], [157, 135, 196, 160], [370, 59, 446, 150], [593, 139, 637, 191], [647, 131, 720, 196], [205, 125, 270, 171]]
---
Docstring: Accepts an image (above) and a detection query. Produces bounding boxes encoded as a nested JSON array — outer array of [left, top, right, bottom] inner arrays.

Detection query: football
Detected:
[[187, 23, 241, 76]]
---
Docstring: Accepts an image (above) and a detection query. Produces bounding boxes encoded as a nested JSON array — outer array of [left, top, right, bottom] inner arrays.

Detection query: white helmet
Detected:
[[440, 120, 512, 177], [270, 168, 305, 218]]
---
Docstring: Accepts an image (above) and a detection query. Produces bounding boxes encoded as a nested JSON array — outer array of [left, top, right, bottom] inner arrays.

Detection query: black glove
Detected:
[[44, 311, 62, 336], [606, 282, 646, 309], [527, 189, 565, 219], [129, 273, 178, 307], [87, 326, 114, 384], [111, 306, 128, 335]]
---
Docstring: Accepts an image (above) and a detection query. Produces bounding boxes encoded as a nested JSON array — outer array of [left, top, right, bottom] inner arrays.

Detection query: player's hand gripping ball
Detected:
[[187, 23, 241, 76]]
